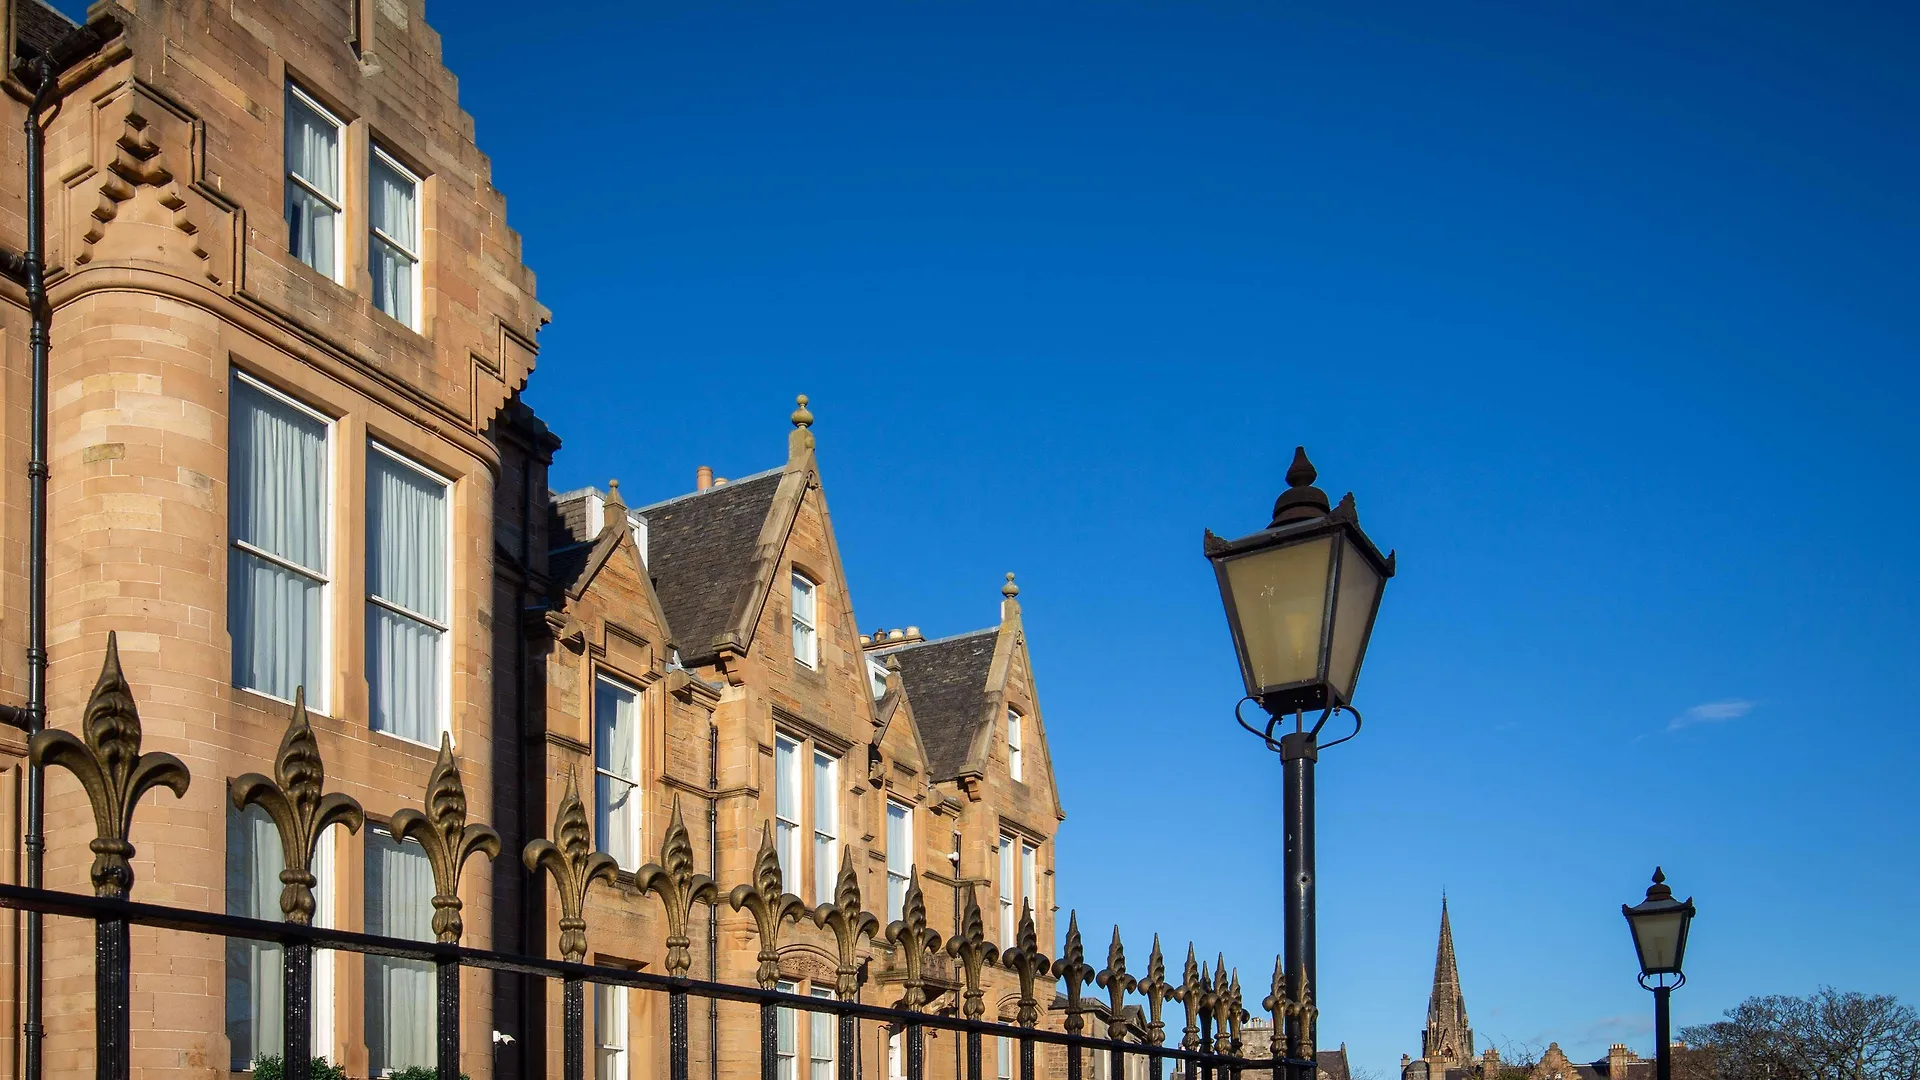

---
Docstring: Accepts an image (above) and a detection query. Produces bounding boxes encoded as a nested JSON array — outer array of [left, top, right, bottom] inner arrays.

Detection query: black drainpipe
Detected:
[[0, 21, 120, 1080]]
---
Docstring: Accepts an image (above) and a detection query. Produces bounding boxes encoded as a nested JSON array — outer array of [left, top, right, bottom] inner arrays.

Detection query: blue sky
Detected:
[[67, 0, 1920, 1072]]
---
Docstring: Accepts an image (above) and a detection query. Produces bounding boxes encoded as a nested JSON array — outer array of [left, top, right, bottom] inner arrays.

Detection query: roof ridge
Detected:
[[633, 465, 785, 514]]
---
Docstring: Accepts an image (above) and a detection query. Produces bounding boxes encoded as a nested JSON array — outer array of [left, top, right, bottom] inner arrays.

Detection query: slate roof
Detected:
[[1317, 1048, 1351, 1080], [548, 542, 594, 597], [13, 0, 77, 61], [879, 629, 998, 781], [637, 470, 784, 664]]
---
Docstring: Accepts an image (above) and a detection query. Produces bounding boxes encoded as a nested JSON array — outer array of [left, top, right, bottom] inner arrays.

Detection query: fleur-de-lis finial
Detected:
[[1262, 954, 1317, 1034], [1226, 968, 1246, 1056], [1135, 935, 1171, 1047], [945, 884, 997, 1019], [30, 633, 191, 898], [1097, 926, 1137, 1041], [730, 822, 806, 988], [1172, 944, 1204, 1051], [1052, 911, 1096, 1036], [522, 768, 619, 961], [1211, 953, 1235, 1053], [814, 846, 880, 998], [637, 796, 719, 977], [390, 733, 499, 942], [998, 899, 1051, 1028], [885, 867, 943, 1011], [230, 688, 364, 922]]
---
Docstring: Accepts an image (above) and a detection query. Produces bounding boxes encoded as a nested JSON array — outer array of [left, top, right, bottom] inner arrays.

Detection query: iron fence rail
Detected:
[[13, 634, 1316, 1080]]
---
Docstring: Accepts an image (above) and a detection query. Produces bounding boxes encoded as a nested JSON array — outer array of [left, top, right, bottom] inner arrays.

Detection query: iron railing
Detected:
[[0, 634, 1317, 1080]]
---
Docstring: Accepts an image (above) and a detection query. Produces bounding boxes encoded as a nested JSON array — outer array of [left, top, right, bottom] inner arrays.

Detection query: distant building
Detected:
[[1400, 902, 1655, 1080]]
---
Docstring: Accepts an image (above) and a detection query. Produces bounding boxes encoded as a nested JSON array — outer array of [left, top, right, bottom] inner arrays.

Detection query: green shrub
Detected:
[[248, 1055, 347, 1080], [388, 1065, 469, 1080]]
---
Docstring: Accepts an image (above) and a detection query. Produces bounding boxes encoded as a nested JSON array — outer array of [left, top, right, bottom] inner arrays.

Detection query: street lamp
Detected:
[[1624, 868, 1696, 1080], [1204, 447, 1394, 1078]]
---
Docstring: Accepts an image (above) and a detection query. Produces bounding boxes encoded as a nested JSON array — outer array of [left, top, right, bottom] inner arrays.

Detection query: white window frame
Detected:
[[790, 572, 818, 669], [811, 750, 838, 904], [867, 656, 889, 700], [885, 798, 912, 923], [365, 440, 453, 748], [1007, 710, 1023, 782], [808, 987, 836, 1080], [774, 735, 803, 890], [312, 825, 336, 1059], [594, 674, 643, 870], [888, 1031, 904, 1080], [776, 980, 799, 1080], [284, 83, 344, 283], [998, 834, 1015, 944], [369, 144, 423, 330], [998, 1034, 1013, 1080], [1020, 841, 1037, 928], [229, 371, 335, 712], [595, 981, 630, 1080]]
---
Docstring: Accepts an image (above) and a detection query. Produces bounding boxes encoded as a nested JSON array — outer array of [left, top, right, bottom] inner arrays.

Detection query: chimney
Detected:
[[696, 465, 713, 492], [713, 476, 729, 487]]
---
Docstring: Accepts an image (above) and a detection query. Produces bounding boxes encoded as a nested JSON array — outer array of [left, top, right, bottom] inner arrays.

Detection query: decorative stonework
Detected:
[[70, 82, 233, 285]]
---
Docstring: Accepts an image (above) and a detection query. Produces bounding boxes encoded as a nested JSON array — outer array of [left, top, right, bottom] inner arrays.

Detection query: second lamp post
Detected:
[[1204, 447, 1394, 1078]]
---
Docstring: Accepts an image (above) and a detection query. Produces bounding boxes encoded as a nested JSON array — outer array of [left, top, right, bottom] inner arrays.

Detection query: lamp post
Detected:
[[1204, 447, 1394, 1080], [1623, 868, 1695, 1080]]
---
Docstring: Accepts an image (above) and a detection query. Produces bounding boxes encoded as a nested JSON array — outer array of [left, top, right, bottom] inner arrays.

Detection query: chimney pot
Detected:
[[888, 629, 904, 641], [905, 625, 920, 638], [713, 476, 728, 487], [696, 465, 713, 492]]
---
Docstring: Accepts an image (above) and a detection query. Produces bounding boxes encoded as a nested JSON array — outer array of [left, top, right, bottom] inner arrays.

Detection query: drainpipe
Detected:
[[0, 21, 120, 1080]]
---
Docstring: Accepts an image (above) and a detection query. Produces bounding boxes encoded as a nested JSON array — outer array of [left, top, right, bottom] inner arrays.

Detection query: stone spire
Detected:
[[1423, 897, 1473, 1068]]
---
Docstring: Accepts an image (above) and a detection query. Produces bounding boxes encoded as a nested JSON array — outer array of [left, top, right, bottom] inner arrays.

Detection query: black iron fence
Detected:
[[0, 635, 1316, 1080]]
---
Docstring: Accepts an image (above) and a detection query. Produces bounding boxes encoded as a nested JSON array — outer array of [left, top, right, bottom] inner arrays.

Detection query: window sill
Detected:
[[235, 683, 334, 721], [370, 725, 452, 754]]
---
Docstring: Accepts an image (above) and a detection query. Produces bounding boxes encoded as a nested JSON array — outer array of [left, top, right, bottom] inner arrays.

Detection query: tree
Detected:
[[1679, 988, 1920, 1080]]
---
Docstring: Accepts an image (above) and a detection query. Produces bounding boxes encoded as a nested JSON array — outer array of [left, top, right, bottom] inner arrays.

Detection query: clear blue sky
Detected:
[[82, 0, 1920, 1072]]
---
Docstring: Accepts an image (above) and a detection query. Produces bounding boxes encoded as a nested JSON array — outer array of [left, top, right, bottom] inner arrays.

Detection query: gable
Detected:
[[883, 630, 997, 781], [639, 470, 783, 663]]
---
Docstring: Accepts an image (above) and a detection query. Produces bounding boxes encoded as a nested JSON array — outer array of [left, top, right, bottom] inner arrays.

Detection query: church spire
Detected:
[[1423, 896, 1473, 1066]]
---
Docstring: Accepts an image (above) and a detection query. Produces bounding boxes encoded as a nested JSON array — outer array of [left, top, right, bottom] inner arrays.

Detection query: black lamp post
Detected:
[[1623, 868, 1696, 1080], [1204, 447, 1394, 1079]]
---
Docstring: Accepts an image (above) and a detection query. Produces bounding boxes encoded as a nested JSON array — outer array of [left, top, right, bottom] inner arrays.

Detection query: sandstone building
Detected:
[[0, 1, 1079, 1079]]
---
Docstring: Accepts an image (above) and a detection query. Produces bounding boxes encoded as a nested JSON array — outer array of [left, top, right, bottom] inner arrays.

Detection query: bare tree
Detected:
[[1679, 989, 1920, 1080]]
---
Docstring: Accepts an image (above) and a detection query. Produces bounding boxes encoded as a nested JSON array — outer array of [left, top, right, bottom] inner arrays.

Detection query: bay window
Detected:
[[370, 146, 421, 329], [791, 573, 818, 668], [365, 444, 449, 744], [885, 799, 912, 922], [284, 85, 343, 280], [595, 676, 642, 869], [812, 751, 838, 902], [228, 374, 330, 708], [365, 827, 434, 1074], [774, 736, 802, 888]]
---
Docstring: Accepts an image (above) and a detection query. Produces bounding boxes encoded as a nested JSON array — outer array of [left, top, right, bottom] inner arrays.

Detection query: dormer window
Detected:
[[867, 656, 888, 699], [1007, 709, 1024, 782], [790, 572, 818, 669]]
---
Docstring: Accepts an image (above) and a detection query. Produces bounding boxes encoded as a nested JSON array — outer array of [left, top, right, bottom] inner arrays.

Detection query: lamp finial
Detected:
[[1270, 446, 1332, 526], [1645, 867, 1673, 901]]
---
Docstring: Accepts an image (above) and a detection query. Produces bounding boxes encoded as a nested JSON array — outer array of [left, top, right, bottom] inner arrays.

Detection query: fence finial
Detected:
[[1135, 934, 1170, 1047], [30, 632, 190, 898], [637, 796, 718, 977], [1227, 969, 1246, 1056], [885, 867, 943, 1011], [1173, 943, 1204, 1051], [730, 821, 805, 988], [945, 883, 996, 1019], [1211, 953, 1235, 1053], [1097, 926, 1136, 1040], [815, 845, 880, 998], [231, 687, 365, 922], [1052, 911, 1096, 1035], [523, 767, 618, 961], [391, 733, 499, 942], [999, 899, 1051, 1028]]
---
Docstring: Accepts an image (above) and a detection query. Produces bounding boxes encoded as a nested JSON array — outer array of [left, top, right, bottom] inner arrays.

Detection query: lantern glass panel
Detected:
[[1629, 907, 1689, 974], [1327, 537, 1384, 703], [1223, 534, 1333, 694]]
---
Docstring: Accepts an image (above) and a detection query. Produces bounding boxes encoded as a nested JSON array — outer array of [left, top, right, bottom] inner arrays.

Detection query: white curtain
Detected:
[[366, 830, 435, 1074], [809, 990, 834, 1080], [229, 378, 327, 704], [811, 753, 835, 902], [370, 155, 417, 325], [284, 90, 338, 276], [998, 1036, 1012, 1080], [773, 739, 799, 888], [776, 982, 798, 1080], [227, 805, 284, 1069], [595, 984, 628, 1080], [594, 679, 639, 868], [366, 450, 447, 744], [998, 837, 1015, 943], [885, 802, 909, 922]]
